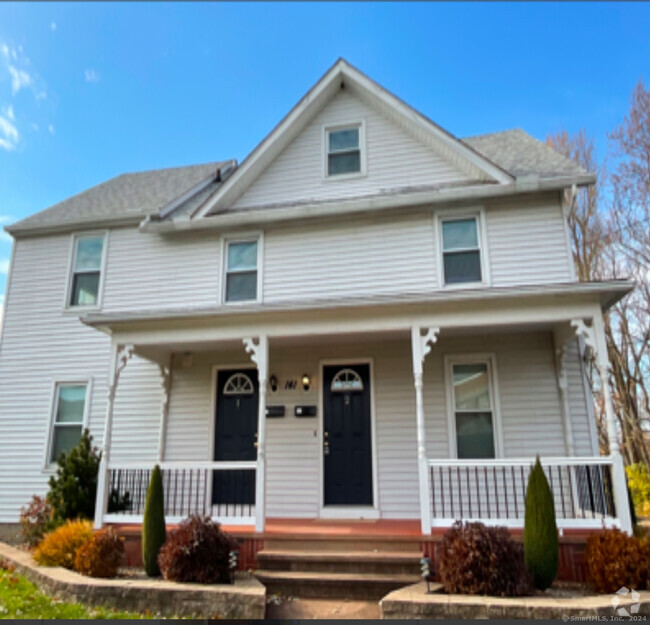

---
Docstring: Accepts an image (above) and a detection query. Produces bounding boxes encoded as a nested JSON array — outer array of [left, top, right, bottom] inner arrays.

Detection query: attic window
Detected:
[[325, 123, 365, 177]]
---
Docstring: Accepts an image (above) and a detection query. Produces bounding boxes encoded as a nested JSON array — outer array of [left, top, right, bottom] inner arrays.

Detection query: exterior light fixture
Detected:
[[302, 373, 311, 392], [269, 374, 278, 393]]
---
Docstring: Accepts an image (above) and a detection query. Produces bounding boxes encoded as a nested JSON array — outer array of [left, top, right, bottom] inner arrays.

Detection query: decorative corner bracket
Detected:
[[108, 344, 134, 403], [570, 319, 597, 353], [243, 335, 268, 381], [411, 326, 440, 376]]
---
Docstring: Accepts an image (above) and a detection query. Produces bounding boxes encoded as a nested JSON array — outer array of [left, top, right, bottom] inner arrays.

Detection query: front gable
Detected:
[[231, 89, 476, 210], [193, 59, 512, 219]]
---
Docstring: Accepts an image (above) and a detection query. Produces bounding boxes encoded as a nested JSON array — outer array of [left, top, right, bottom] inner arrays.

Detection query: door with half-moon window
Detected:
[[323, 364, 373, 505], [212, 369, 258, 506]]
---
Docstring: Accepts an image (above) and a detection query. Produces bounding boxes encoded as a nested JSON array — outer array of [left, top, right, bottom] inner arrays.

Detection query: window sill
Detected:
[[441, 281, 489, 291], [62, 305, 102, 315], [322, 171, 367, 182]]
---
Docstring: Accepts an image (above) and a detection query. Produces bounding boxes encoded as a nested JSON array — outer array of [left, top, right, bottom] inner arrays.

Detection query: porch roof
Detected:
[[81, 280, 632, 343]]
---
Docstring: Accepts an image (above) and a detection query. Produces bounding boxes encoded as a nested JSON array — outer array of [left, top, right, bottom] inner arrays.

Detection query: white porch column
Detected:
[[410, 326, 439, 535], [156, 356, 173, 462], [94, 343, 134, 529], [572, 316, 633, 534], [244, 335, 268, 533]]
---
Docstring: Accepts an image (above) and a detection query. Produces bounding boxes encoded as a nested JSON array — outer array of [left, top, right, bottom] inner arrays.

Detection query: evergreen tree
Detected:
[[524, 456, 559, 590], [47, 429, 101, 522], [142, 465, 166, 577]]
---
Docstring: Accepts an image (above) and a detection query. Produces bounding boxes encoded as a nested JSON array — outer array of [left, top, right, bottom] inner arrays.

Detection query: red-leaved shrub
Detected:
[[584, 528, 650, 593], [438, 521, 531, 596], [19, 495, 58, 548], [74, 528, 125, 578], [157, 516, 238, 584]]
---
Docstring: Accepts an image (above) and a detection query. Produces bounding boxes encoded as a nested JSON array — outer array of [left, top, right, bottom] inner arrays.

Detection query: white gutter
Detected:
[[81, 279, 633, 327], [140, 174, 596, 234]]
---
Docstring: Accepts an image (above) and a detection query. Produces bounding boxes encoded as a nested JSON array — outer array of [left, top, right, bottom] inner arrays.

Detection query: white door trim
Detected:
[[318, 357, 380, 519]]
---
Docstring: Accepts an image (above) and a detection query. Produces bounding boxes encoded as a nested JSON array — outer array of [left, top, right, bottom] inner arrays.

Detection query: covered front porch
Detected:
[[85, 282, 633, 536]]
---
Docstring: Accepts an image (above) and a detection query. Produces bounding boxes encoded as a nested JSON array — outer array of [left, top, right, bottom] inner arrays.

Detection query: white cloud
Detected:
[[0, 259, 10, 275], [0, 114, 18, 150], [0, 44, 8, 60], [0, 231, 12, 243], [5, 104, 14, 121], [0, 216, 14, 224], [8, 65, 32, 95], [50, 22, 57, 31], [84, 69, 99, 83], [48, 124, 55, 135]]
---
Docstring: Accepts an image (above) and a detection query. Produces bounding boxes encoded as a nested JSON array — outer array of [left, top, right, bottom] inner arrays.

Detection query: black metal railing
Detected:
[[105, 461, 256, 520], [428, 457, 617, 523]]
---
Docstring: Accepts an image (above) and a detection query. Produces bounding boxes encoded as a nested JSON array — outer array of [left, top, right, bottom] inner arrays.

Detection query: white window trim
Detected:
[[322, 120, 367, 181], [220, 232, 264, 306], [433, 207, 490, 289], [63, 230, 109, 312], [44, 378, 93, 471], [443, 353, 503, 459]]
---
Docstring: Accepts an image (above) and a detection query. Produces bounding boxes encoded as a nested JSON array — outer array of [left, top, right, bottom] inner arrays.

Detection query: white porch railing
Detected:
[[102, 461, 257, 526], [427, 456, 620, 529]]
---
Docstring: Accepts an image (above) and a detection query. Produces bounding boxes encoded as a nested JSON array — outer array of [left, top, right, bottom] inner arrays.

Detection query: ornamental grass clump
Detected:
[[142, 464, 166, 577], [523, 456, 558, 590], [158, 516, 238, 584], [438, 521, 531, 597], [584, 527, 650, 593], [33, 519, 93, 569], [74, 527, 125, 578]]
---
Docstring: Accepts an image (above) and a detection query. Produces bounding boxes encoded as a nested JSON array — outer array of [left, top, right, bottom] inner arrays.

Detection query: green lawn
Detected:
[[0, 566, 152, 619]]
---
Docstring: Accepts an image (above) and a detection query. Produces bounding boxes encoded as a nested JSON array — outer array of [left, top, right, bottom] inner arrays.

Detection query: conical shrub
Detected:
[[142, 465, 166, 577], [523, 456, 558, 590]]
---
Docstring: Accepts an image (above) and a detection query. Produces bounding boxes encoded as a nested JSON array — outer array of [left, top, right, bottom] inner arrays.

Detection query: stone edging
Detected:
[[0, 541, 265, 619], [380, 582, 650, 620]]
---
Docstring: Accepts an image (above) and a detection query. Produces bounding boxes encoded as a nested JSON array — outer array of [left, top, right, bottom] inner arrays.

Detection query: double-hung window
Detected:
[[449, 360, 496, 459], [225, 239, 259, 303], [69, 234, 105, 307], [325, 124, 364, 177], [441, 216, 482, 285], [48, 383, 88, 464]]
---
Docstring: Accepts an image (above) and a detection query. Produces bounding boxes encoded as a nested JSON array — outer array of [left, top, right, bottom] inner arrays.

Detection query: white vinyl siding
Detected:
[[486, 197, 573, 285], [263, 211, 438, 302], [101, 228, 222, 313], [232, 90, 473, 210]]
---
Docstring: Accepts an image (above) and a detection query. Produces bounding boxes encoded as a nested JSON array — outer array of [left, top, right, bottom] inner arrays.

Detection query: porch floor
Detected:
[[224, 518, 423, 539]]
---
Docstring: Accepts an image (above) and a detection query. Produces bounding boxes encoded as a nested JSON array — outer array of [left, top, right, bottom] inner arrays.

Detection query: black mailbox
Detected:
[[266, 405, 285, 418], [295, 405, 317, 417]]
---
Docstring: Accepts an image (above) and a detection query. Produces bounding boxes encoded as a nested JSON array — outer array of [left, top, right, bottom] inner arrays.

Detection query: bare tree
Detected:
[[547, 90, 650, 468], [608, 80, 650, 466]]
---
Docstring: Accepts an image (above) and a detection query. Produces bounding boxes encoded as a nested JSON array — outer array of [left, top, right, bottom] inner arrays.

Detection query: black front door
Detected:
[[212, 369, 258, 505], [323, 363, 373, 506]]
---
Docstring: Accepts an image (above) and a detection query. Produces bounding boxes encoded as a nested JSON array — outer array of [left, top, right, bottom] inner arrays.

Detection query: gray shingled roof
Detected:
[[462, 129, 589, 179], [7, 162, 227, 233], [7, 129, 590, 234]]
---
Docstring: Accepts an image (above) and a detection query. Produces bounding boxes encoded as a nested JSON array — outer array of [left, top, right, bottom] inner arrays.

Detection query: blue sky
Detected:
[[0, 2, 648, 308]]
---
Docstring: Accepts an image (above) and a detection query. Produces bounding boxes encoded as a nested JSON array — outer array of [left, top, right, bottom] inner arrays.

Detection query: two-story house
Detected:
[[0, 59, 633, 589]]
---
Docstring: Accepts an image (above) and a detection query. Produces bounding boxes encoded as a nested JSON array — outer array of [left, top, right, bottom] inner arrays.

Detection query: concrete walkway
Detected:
[[0, 541, 265, 619]]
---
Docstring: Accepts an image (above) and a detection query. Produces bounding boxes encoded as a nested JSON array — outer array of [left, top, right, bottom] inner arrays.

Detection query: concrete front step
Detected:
[[257, 550, 422, 575], [255, 569, 421, 600]]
